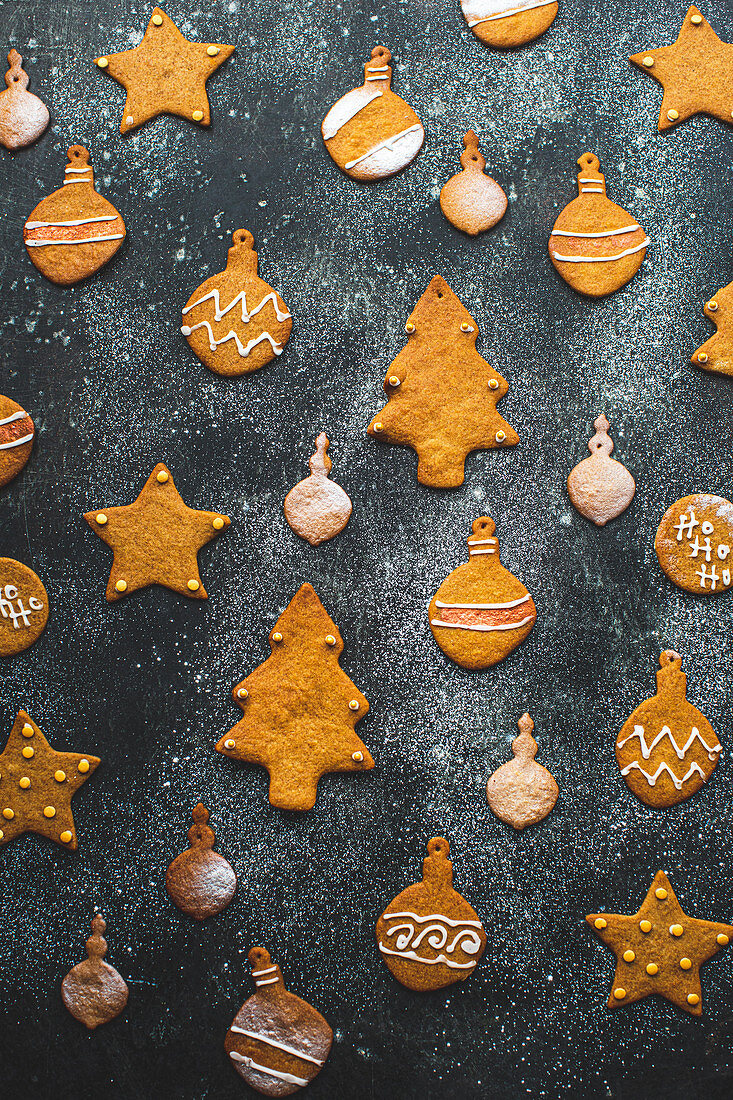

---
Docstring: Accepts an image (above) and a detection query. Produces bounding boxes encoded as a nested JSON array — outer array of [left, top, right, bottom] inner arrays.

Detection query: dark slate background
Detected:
[[1, 2, 732, 1098]]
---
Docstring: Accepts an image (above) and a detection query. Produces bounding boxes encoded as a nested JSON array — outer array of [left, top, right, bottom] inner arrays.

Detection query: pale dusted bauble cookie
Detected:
[[486, 713, 558, 829], [0, 394, 34, 490], [567, 414, 635, 526], [439, 130, 507, 235], [322, 46, 424, 180], [460, 0, 558, 49], [655, 494, 733, 595], [62, 915, 128, 1029], [549, 154, 648, 297], [691, 280, 733, 378], [166, 803, 236, 920], [283, 433, 352, 545], [0, 50, 49, 149]]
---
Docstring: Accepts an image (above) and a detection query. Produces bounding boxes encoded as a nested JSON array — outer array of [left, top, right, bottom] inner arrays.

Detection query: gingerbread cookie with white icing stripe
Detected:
[[461, 0, 558, 49], [0, 395, 34, 490], [549, 154, 648, 297], [225, 947, 333, 1096], [322, 46, 424, 180]]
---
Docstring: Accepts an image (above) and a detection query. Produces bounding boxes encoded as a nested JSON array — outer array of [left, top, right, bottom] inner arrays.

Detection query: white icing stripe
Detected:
[[0, 432, 33, 450], [430, 614, 535, 632], [0, 410, 28, 427], [25, 216, 118, 229], [580, 187, 603, 193], [467, 538, 497, 546], [180, 322, 283, 359], [378, 943, 477, 969], [366, 76, 387, 81], [65, 166, 92, 173], [322, 85, 383, 140], [229, 1028, 324, 1067], [250, 965, 277, 977], [469, 548, 496, 555], [254, 977, 280, 986], [551, 224, 640, 239], [436, 595, 530, 610], [182, 288, 290, 323], [229, 1052, 309, 1087], [621, 760, 706, 790], [578, 178, 600, 183], [62, 178, 92, 185], [383, 911, 483, 928], [345, 124, 423, 170], [552, 238, 649, 263], [367, 65, 389, 72], [464, 0, 556, 25], [26, 234, 125, 247], [617, 724, 722, 761]]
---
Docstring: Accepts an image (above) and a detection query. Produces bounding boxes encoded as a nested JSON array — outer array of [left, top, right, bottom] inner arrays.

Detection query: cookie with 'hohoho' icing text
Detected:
[[0, 395, 34, 490], [655, 494, 733, 595], [0, 559, 48, 657], [460, 0, 559, 49]]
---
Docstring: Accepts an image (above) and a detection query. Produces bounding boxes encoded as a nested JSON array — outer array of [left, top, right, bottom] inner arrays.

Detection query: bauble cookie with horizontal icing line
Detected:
[[0, 395, 34, 490], [460, 0, 559, 50]]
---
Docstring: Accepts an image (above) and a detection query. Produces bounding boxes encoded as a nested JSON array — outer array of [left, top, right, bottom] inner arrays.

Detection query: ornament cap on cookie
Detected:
[[284, 433, 353, 545], [655, 493, 733, 595], [166, 802, 237, 920], [0, 49, 50, 149], [460, 0, 559, 50], [486, 712, 559, 829], [61, 914, 128, 1029], [439, 130, 508, 235], [567, 414, 636, 526]]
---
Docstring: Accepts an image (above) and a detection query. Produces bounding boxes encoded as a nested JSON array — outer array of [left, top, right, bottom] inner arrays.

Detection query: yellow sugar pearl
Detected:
[[667, 110, 679, 122], [96, 513, 108, 525], [646, 963, 659, 976], [96, 57, 109, 68], [460, 322, 471, 332], [212, 517, 225, 530], [352, 751, 364, 762], [691, 12, 703, 23], [405, 322, 415, 334], [187, 579, 200, 592], [697, 353, 709, 363], [60, 830, 72, 844], [3, 808, 14, 820], [640, 920, 652, 933], [495, 431, 506, 442], [687, 993, 700, 1006], [156, 470, 169, 483], [372, 422, 383, 432], [207, 45, 220, 56], [272, 632, 283, 643], [680, 958, 692, 970], [670, 924, 684, 937], [192, 110, 204, 122], [623, 950, 635, 963], [22, 747, 34, 759], [717, 934, 730, 946], [594, 918, 607, 930], [152, 12, 163, 24], [642, 56, 654, 67], [388, 376, 401, 387], [115, 579, 127, 593], [613, 988, 626, 1000], [488, 379, 499, 390], [655, 888, 668, 900], [349, 700, 360, 711], [325, 635, 336, 646], [224, 738, 236, 750], [708, 300, 719, 311], [43, 806, 56, 818], [18, 778, 30, 789], [54, 771, 66, 783], [78, 759, 90, 774], [22, 724, 34, 738], [237, 688, 249, 699], [0, 830, 3, 840]]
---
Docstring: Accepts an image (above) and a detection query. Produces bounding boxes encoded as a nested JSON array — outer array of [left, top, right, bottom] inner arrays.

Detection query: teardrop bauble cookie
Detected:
[[461, 0, 559, 48], [322, 46, 424, 180], [486, 713, 558, 829], [567, 414, 635, 526], [0, 395, 34, 489], [225, 947, 333, 1096], [616, 651, 722, 809], [439, 130, 507, 235], [181, 230, 292, 376], [61, 915, 129, 1029], [549, 154, 648, 297], [376, 837, 486, 991], [429, 517, 536, 670], [655, 494, 733, 595], [0, 50, 49, 149], [24, 145, 126, 285], [283, 433, 352, 545], [165, 803, 236, 920]]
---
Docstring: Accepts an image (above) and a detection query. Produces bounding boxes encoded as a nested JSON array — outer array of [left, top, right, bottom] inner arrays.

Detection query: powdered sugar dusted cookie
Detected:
[[0, 395, 34, 489], [567, 414, 635, 526], [166, 803, 237, 920], [322, 47, 424, 180], [486, 713, 558, 829], [0, 50, 49, 149], [461, 0, 558, 49], [439, 130, 507, 235], [62, 915, 128, 1029], [283, 433, 352, 545]]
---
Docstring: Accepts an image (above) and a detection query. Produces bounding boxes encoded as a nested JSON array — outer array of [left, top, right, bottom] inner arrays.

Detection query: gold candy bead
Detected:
[[680, 958, 692, 970], [352, 751, 364, 762], [325, 635, 336, 646], [19, 778, 30, 789], [594, 918, 607, 930], [192, 110, 204, 122], [642, 56, 654, 67], [460, 322, 471, 332], [224, 738, 236, 750], [613, 988, 626, 1000], [54, 771, 66, 783], [717, 934, 730, 946], [495, 431, 506, 442], [187, 579, 200, 592], [78, 759, 90, 774], [640, 920, 652, 933], [646, 963, 659, 976], [623, 950, 635, 963], [669, 924, 684, 937], [237, 688, 249, 699], [212, 517, 225, 530], [156, 470, 169, 483], [115, 579, 127, 593], [60, 830, 72, 844], [388, 376, 401, 387], [207, 46, 220, 56], [405, 322, 415, 333], [272, 631, 283, 643], [22, 747, 34, 759], [3, 808, 14, 820], [96, 513, 108, 525], [488, 379, 499, 390], [152, 12, 163, 24], [655, 888, 668, 900], [687, 993, 700, 1006], [96, 57, 109, 68], [22, 724, 34, 738], [372, 422, 383, 432], [697, 353, 709, 363], [708, 300, 718, 311], [691, 12, 702, 23], [667, 110, 679, 122], [348, 700, 359, 711], [43, 806, 56, 819]]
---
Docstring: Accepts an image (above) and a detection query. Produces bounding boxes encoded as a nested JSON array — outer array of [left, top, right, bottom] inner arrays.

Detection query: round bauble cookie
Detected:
[[439, 130, 507, 235], [0, 395, 34, 489], [0, 558, 48, 656], [460, 0, 559, 49], [486, 713, 558, 829], [0, 50, 50, 149], [166, 803, 236, 920], [283, 433, 352, 545], [655, 494, 733, 595], [322, 46, 424, 181], [61, 915, 128, 1030], [567, 414, 635, 526]]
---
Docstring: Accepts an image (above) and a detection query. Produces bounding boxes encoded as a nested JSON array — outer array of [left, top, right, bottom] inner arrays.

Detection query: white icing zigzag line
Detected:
[[436, 595, 530, 610], [180, 321, 283, 358], [26, 234, 124, 247], [617, 724, 722, 762], [0, 410, 28, 427], [551, 225, 641, 239], [552, 239, 649, 264], [182, 288, 291, 324], [378, 943, 478, 969], [0, 432, 33, 451], [25, 216, 118, 229], [430, 614, 534, 632], [345, 124, 423, 170], [620, 760, 706, 790], [229, 1027, 325, 1067], [465, 0, 556, 25], [229, 1052, 309, 1088]]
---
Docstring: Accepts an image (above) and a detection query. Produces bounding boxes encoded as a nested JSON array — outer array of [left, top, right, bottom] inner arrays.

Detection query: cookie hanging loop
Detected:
[[513, 713, 538, 761], [656, 650, 686, 699], [460, 130, 486, 173], [365, 45, 392, 86], [309, 432, 332, 478], [188, 802, 215, 850], [227, 228, 257, 273], [248, 946, 284, 988], [86, 914, 108, 959], [588, 414, 614, 456], [467, 516, 498, 559], [5, 50, 28, 89], [576, 153, 606, 195], [423, 837, 453, 886]]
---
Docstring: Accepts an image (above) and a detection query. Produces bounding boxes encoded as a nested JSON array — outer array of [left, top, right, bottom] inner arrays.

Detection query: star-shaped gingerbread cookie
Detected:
[[587, 871, 733, 1015], [84, 463, 230, 601], [630, 6, 733, 132], [94, 7, 234, 134], [0, 711, 100, 851]]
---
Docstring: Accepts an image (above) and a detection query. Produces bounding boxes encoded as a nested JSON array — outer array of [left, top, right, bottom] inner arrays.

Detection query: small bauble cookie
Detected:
[[24, 145, 126, 286], [0, 50, 49, 149], [322, 46, 424, 181], [486, 713, 558, 829], [225, 947, 333, 1096], [439, 130, 507, 235], [61, 915, 128, 1029], [376, 837, 486, 991], [549, 154, 648, 297], [0, 395, 34, 489], [567, 414, 635, 526], [655, 494, 733, 595], [429, 517, 536, 670], [616, 651, 722, 809], [0, 558, 48, 657], [166, 803, 237, 920], [460, 0, 559, 49], [283, 433, 352, 545], [691, 280, 733, 378]]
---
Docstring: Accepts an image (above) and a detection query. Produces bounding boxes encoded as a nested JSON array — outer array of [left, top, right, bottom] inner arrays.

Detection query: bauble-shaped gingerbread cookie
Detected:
[[655, 494, 733, 595], [486, 713, 558, 829], [0, 395, 34, 490], [61, 915, 128, 1029], [283, 433, 352, 545], [567, 414, 635, 526], [166, 803, 237, 920], [439, 130, 507, 235], [0, 50, 49, 150], [460, 0, 559, 49]]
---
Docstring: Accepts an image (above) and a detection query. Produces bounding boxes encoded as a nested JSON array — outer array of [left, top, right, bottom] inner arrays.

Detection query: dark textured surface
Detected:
[[1, 2, 733, 1098]]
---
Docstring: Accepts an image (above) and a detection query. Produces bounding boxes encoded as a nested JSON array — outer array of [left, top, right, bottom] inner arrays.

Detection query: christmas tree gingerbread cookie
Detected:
[[0, 50, 49, 150], [567, 414, 635, 526], [24, 146, 126, 286], [367, 276, 518, 488], [61, 915, 128, 1029], [587, 871, 733, 1015], [376, 837, 486, 991], [0, 396, 34, 490], [439, 131, 507, 235], [166, 803, 237, 920], [322, 46, 424, 180], [225, 947, 333, 1095], [691, 279, 733, 377], [460, 0, 558, 50], [283, 433, 352, 545], [0, 559, 48, 657], [486, 713, 558, 829], [215, 583, 373, 811], [655, 494, 733, 595], [181, 230, 292, 377], [549, 154, 648, 297], [616, 651, 722, 809], [429, 517, 536, 670]]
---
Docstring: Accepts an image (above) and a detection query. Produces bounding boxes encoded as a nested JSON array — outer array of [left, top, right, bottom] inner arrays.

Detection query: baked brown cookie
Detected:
[[616, 651, 722, 809], [0, 710, 99, 850], [215, 583, 373, 811], [95, 6, 234, 134], [166, 803, 237, 920], [0, 558, 48, 657], [24, 145, 126, 286], [567, 414, 635, 526], [439, 130, 507, 235], [322, 46, 424, 180], [549, 154, 648, 297], [0, 50, 49, 149], [283, 433, 352, 546], [691, 279, 733, 378], [655, 494, 733, 595], [181, 230, 292, 377], [0, 395, 34, 490], [84, 463, 230, 601], [225, 946, 333, 1096], [486, 713, 558, 829], [460, 0, 558, 50], [61, 915, 128, 1029], [376, 837, 486, 991], [367, 276, 518, 488], [587, 871, 733, 1015]]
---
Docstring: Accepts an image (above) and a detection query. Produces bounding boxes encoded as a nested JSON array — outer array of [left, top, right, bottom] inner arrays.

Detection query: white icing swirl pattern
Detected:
[[379, 911, 484, 969]]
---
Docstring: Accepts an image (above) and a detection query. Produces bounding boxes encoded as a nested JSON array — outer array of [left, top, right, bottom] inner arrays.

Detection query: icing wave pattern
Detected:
[[181, 289, 291, 360], [378, 911, 484, 970], [619, 724, 722, 790]]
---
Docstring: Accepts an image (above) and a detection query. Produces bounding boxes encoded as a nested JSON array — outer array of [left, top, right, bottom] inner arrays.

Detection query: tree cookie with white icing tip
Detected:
[[0, 50, 49, 149], [24, 145, 126, 286], [439, 130, 507, 235], [166, 803, 237, 920], [181, 230, 292, 377], [376, 837, 486, 991], [655, 494, 733, 595], [62, 915, 128, 1029], [0, 395, 34, 490], [460, 0, 558, 50], [94, 6, 234, 135], [616, 651, 722, 809], [322, 46, 424, 180], [0, 559, 48, 657], [549, 154, 648, 297], [691, 279, 733, 378], [486, 713, 558, 829], [283, 433, 352, 546], [429, 517, 536, 670], [567, 414, 635, 526], [225, 946, 333, 1096]]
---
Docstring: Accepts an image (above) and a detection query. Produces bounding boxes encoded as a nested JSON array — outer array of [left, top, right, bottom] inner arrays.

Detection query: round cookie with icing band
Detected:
[[461, 0, 559, 49], [0, 395, 34, 490]]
